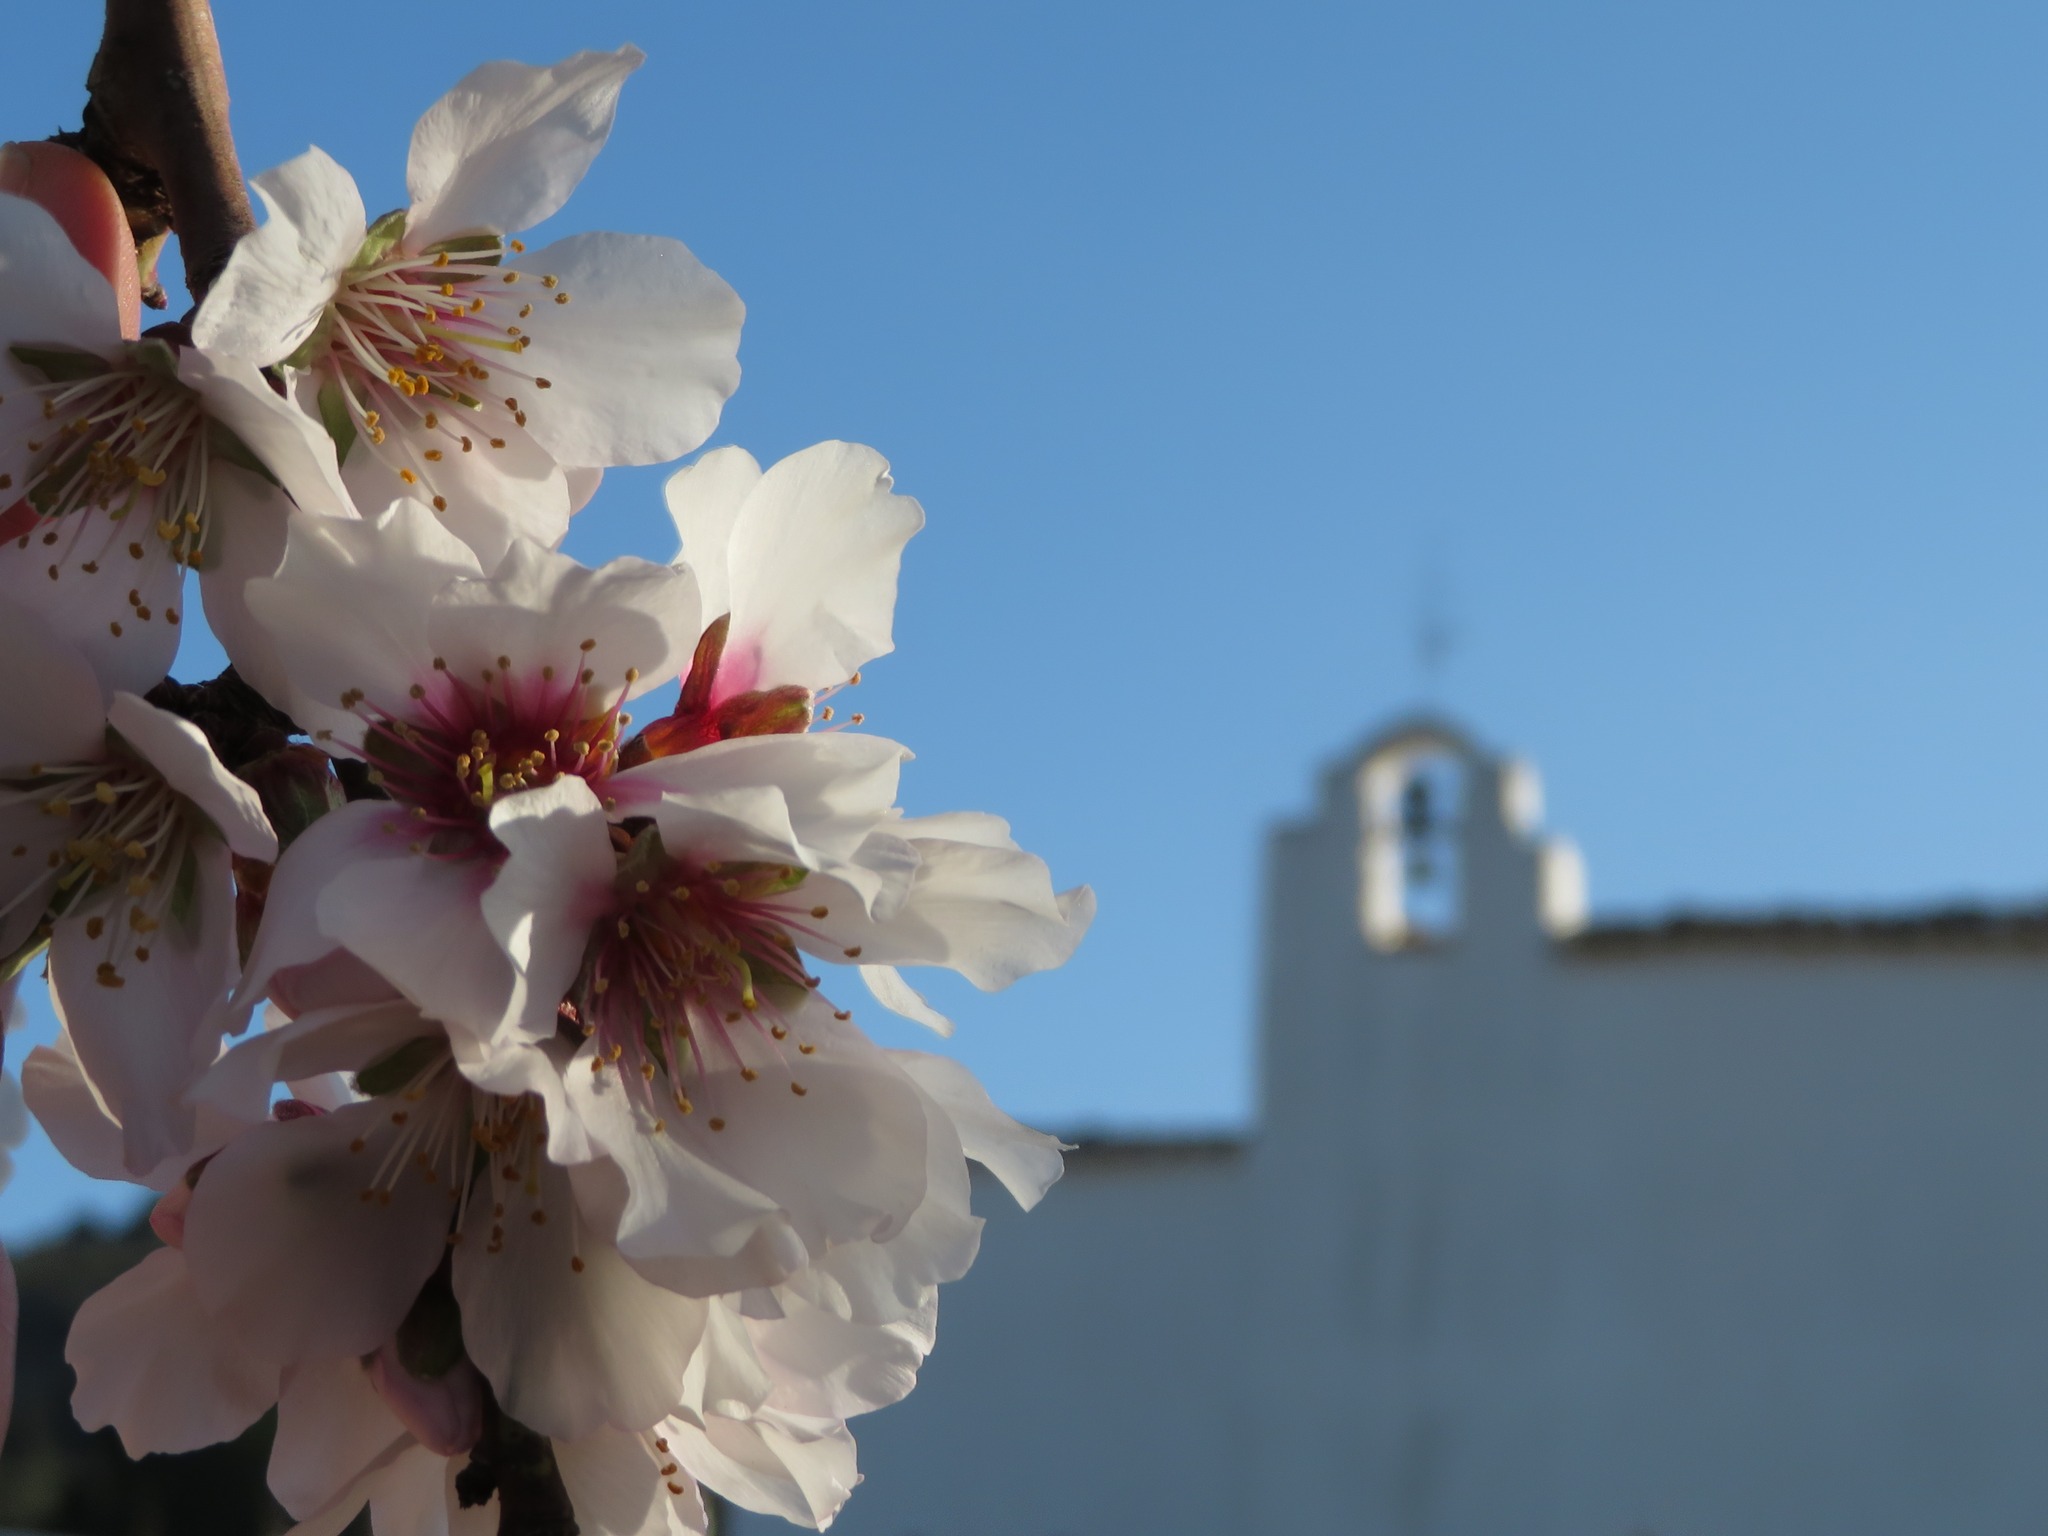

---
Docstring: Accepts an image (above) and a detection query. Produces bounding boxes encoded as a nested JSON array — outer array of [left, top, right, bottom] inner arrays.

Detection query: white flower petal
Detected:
[[662, 447, 762, 623], [510, 232, 742, 468], [776, 1056, 979, 1326], [194, 463, 301, 706], [197, 996, 426, 1123], [453, 1155, 711, 1440], [373, 1446, 491, 1536], [719, 441, 923, 695], [445, 1027, 592, 1168], [23, 1026, 258, 1191], [644, 787, 807, 869], [193, 147, 366, 364], [334, 402, 572, 570], [564, 1051, 803, 1296], [0, 514, 181, 696], [406, 47, 644, 248], [108, 692, 277, 861], [246, 500, 479, 747], [214, 800, 393, 1037], [428, 541, 697, 707], [680, 1299, 772, 1421], [68, 1247, 281, 1456], [615, 733, 910, 873], [648, 1005, 931, 1263], [50, 836, 237, 1174], [180, 347, 354, 520], [0, 802, 73, 957], [566, 466, 604, 514], [267, 1437, 415, 1536], [858, 964, 954, 1036], [482, 776, 618, 1043], [557, 1427, 706, 1536], [182, 1097, 456, 1364], [270, 1354, 409, 1520], [808, 818, 1095, 991], [318, 842, 522, 1045], [665, 1410, 859, 1530], [891, 1050, 1065, 1209], [747, 1289, 936, 1421], [0, 593, 109, 764]]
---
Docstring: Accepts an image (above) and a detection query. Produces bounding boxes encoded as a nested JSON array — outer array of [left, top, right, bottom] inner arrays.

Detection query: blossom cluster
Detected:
[[0, 48, 1090, 1534]]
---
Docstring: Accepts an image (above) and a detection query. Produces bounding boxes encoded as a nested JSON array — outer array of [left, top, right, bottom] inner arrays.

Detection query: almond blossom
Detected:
[[229, 496, 697, 1039], [0, 190, 355, 698], [53, 994, 974, 1532], [0, 596, 274, 1172], [192, 47, 744, 567], [224, 446, 1087, 1307]]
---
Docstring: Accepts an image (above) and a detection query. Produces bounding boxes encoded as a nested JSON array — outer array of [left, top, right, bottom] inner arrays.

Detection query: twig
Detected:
[[70, 0, 253, 304]]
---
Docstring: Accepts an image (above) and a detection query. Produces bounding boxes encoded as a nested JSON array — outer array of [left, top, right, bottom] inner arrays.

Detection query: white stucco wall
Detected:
[[741, 718, 2048, 1536]]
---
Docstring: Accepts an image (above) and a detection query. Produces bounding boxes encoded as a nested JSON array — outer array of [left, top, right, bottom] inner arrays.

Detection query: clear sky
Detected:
[[8, 0, 2048, 1242]]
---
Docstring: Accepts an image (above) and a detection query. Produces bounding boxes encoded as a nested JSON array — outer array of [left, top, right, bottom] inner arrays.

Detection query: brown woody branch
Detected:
[[67, 0, 253, 305]]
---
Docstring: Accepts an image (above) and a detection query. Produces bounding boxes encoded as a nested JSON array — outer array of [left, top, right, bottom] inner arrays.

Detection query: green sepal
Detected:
[[353, 208, 410, 271], [395, 1264, 467, 1380], [0, 933, 49, 991], [280, 321, 331, 372], [9, 344, 109, 383], [355, 1034, 447, 1098], [169, 847, 201, 937], [615, 823, 670, 895], [206, 418, 282, 487], [131, 337, 180, 382], [315, 379, 357, 467], [736, 861, 809, 898]]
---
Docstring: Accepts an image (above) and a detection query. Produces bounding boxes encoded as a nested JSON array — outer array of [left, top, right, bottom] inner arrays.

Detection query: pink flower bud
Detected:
[[367, 1340, 484, 1457], [147, 1180, 194, 1250]]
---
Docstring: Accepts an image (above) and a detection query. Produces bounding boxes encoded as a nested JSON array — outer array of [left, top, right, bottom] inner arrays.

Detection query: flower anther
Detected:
[[311, 231, 561, 517], [571, 828, 829, 1121], [1, 752, 197, 988], [353, 652, 637, 863], [0, 342, 210, 593]]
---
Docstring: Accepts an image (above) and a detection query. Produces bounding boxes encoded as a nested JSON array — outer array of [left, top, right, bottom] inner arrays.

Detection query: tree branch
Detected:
[[70, 0, 252, 304]]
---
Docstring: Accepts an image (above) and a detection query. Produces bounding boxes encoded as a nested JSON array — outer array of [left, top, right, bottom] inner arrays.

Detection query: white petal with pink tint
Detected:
[[51, 835, 237, 1174], [182, 1097, 454, 1364], [270, 1353, 410, 1521], [245, 500, 479, 744], [427, 541, 696, 709], [68, 1247, 280, 1455], [452, 1153, 711, 1440]]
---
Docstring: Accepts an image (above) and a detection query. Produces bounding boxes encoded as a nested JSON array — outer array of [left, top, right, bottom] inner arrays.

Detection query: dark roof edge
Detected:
[[1053, 1131, 1248, 1165], [1569, 902, 2048, 958]]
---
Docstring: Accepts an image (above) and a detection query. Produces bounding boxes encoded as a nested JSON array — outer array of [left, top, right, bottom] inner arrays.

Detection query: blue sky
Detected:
[[9, 0, 2048, 1242]]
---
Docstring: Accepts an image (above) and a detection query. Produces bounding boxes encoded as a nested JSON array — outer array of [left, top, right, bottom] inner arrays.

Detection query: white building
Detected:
[[758, 717, 2048, 1536]]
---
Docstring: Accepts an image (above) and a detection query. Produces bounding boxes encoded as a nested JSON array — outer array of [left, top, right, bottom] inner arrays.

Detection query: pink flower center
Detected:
[[570, 845, 840, 1121], [349, 660, 631, 861]]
